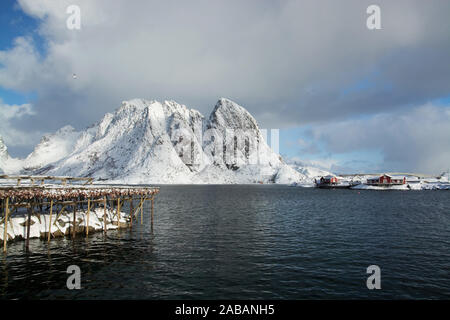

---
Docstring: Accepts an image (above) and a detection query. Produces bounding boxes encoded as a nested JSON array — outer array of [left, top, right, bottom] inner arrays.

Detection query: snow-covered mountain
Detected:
[[0, 135, 9, 174], [0, 98, 312, 184], [39, 99, 200, 183], [0, 135, 24, 174], [22, 125, 82, 172], [199, 98, 305, 183], [286, 159, 334, 181]]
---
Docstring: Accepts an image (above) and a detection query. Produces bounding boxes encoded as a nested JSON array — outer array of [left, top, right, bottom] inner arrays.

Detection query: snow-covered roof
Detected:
[[368, 174, 405, 180]]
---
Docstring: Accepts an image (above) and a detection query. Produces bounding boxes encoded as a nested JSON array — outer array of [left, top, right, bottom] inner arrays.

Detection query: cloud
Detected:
[[0, 37, 42, 91], [0, 99, 40, 148], [1, 1, 449, 121], [308, 104, 450, 174], [296, 137, 321, 155], [0, 0, 449, 168], [288, 156, 339, 171]]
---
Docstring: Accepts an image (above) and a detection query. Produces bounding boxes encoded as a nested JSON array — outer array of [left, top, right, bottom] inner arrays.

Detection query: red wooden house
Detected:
[[367, 174, 406, 186]]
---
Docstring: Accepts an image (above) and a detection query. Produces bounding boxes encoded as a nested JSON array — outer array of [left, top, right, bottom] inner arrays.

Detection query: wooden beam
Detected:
[[151, 195, 154, 227], [54, 204, 67, 225], [129, 198, 133, 228], [132, 198, 143, 219], [26, 204, 32, 251], [140, 196, 144, 225], [3, 197, 9, 253], [47, 199, 53, 242], [103, 196, 107, 234], [86, 199, 90, 236], [117, 198, 121, 226], [72, 204, 77, 238]]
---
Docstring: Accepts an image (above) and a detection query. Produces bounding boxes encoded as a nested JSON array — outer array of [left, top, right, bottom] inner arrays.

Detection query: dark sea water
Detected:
[[1, 185, 450, 299]]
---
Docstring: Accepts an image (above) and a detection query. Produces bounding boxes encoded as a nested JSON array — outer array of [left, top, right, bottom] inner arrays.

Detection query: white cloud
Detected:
[[0, 37, 42, 91], [288, 156, 339, 171], [1, 0, 449, 127], [308, 104, 450, 174], [0, 99, 40, 147], [1, 0, 450, 168]]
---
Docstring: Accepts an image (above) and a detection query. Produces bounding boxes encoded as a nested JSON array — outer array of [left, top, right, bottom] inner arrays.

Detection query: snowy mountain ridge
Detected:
[[0, 135, 9, 174], [0, 135, 24, 174], [0, 98, 321, 184]]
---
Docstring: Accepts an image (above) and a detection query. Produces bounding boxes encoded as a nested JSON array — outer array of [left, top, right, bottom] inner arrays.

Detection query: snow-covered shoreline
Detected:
[[351, 182, 450, 191], [290, 174, 450, 190]]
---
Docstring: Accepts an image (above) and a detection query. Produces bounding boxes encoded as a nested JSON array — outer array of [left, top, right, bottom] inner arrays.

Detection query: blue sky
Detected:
[[1, 0, 450, 174], [0, 0, 41, 105]]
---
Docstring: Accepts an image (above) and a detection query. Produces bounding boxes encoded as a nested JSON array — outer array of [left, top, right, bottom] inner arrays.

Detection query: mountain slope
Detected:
[[200, 98, 305, 183], [3, 98, 310, 184], [44, 100, 197, 183], [286, 160, 334, 181], [0, 135, 23, 174], [0, 135, 9, 174], [22, 125, 82, 173]]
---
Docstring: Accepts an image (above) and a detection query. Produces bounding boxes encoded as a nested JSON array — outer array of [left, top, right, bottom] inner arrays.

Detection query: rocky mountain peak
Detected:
[[207, 98, 259, 131], [0, 135, 9, 162]]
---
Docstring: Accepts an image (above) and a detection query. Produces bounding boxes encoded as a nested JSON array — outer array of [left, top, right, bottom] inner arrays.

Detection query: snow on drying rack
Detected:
[[0, 175, 160, 253]]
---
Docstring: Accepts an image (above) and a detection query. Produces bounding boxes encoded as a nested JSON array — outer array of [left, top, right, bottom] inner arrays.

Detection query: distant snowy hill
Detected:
[[0, 98, 320, 184], [0, 135, 23, 174], [22, 125, 82, 172], [285, 159, 335, 184], [287, 160, 334, 179]]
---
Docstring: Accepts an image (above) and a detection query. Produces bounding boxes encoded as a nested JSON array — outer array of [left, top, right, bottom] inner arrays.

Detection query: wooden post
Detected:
[[151, 195, 154, 226], [38, 199, 43, 218], [86, 199, 91, 236], [72, 203, 77, 238], [54, 204, 67, 224], [140, 196, 144, 225], [3, 197, 9, 253], [47, 199, 53, 243], [117, 198, 121, 226], [129, 198, 133, 228], [103, 196, 107, 234], [26, 204, 32, 251]]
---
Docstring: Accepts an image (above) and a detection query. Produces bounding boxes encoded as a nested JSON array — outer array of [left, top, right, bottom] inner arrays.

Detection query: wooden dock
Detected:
[[0, 175, 159, 253]]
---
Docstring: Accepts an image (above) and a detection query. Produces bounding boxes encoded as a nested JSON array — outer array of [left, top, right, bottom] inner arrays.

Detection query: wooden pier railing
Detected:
[[0, 174, 94, 186]]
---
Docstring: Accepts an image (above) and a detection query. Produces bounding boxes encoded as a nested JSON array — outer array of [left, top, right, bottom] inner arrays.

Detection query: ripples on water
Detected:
[[1, 185, 450, 299]]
